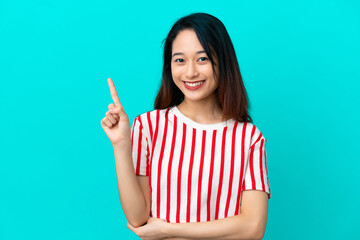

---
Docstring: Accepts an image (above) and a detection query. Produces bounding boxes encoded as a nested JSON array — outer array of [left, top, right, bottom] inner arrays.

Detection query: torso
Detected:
[[132, 106, 270, 223]]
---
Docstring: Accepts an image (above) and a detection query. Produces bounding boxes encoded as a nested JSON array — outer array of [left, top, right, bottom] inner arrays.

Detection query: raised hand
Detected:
[[100, 78, 131, 147]]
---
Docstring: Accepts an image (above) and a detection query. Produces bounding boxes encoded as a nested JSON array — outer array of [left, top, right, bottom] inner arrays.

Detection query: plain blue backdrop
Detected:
[[1, 0, 359, 239]]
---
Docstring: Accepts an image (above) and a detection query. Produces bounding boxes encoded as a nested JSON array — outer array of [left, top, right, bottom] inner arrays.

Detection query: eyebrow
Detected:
[[172, 50, 206, 58]]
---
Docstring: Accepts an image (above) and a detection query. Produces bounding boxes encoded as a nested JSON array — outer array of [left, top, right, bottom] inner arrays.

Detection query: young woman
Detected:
[[101, 12, 271, 240]]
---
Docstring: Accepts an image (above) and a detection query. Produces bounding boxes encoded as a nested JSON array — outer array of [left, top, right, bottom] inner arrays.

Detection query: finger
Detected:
[[109, 106, 127, 117], [100, 118, 112, 128], [107, 78, 123, 110], [100, 119, 108, 128], [111, 113, 119, 120], [108, 103, 116, 109], [103, 118, 112, 128], [108, 104, 119, 120], [105, 111, 117, 124]]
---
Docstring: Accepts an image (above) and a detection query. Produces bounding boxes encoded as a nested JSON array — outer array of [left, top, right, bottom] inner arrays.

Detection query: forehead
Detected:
[[172, 29, 204, 53]]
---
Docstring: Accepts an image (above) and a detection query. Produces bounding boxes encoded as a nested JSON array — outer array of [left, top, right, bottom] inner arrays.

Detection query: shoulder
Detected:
[[134, 108, 170, 124], [131, 108, 171, 139], [245, 122, 267, 147], [233, 121, 266, 147]]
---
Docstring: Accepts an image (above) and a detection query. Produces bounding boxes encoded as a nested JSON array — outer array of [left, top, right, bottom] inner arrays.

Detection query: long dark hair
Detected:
[[154, 12, 252, 123]]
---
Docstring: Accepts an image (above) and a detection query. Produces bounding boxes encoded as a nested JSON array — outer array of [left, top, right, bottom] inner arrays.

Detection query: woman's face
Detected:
[[171, 29, 219, 103]]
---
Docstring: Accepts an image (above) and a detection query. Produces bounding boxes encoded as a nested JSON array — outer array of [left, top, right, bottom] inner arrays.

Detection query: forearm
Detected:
[[113, 143, 148, 228], [166, 214, 260, 240]]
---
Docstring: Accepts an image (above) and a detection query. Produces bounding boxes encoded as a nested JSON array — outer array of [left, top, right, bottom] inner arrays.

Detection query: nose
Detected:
[[185, 61, 199, 79]]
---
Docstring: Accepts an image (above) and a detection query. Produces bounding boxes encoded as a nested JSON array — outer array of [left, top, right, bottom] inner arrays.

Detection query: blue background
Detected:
[[1, 0, 359, 239]]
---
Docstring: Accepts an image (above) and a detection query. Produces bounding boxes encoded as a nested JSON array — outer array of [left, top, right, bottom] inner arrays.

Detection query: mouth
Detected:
[[182, 80, 206, 90], [182, 80, 206, 87]]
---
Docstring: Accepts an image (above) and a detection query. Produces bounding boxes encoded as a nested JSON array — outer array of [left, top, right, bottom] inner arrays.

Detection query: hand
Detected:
[[100, 78, 131, 146], [127, 217, 170, 240]]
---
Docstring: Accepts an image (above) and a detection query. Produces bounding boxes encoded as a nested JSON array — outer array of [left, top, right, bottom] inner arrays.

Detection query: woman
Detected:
[[101, 12, 271, 240]]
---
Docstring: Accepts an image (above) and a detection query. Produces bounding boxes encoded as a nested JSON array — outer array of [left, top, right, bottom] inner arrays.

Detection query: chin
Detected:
[[182, 94, 208, 102]]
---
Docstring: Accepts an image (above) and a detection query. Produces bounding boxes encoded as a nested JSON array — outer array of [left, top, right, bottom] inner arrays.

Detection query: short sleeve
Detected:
[[131, 115, 150, 176], [242, 126, 271, 199]]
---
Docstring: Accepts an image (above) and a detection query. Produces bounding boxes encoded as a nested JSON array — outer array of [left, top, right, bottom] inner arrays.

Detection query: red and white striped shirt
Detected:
[[131, 106, 271, 223]]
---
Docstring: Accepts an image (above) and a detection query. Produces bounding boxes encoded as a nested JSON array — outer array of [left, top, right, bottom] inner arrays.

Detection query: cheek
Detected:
[[171, 66, 182, 80], [203, 68, 215, 79], [200, 65, 214, 77], [208, 68, 219, 86]]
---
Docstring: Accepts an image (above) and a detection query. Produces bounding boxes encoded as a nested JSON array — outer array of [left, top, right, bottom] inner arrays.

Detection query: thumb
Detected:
[[109, 105, 125, 115]]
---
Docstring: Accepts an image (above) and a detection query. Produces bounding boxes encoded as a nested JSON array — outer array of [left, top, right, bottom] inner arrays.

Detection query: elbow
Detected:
[[127, 216, 148, 228], [251, 221, 266, 240], [125, 203, 150, 228], [252, 232, 265, 240], [230, 221, 265, 240], [126, 212, 149, 228]]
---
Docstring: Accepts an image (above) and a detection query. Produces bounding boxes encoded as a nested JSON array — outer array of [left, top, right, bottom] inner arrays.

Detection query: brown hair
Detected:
[[154, 12, 253, 123]]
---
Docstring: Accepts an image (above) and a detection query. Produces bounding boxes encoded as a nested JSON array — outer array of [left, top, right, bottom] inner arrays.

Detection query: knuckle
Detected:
[[106, 111, 114, 117]]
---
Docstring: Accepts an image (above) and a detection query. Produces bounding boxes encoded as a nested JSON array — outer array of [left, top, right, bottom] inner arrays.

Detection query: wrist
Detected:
[[112, 140, 131, 151], [164, 222, 177, 238]]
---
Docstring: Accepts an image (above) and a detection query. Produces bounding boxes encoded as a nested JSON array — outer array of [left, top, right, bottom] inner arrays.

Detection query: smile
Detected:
[[183, 80, 206, 90]]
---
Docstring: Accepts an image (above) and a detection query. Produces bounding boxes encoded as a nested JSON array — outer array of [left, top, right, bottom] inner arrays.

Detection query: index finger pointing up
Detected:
[[107, 78, 123, 109]]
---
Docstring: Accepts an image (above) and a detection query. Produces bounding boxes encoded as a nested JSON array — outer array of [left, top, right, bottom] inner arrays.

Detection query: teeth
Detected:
[[185, 81, 204, 87]]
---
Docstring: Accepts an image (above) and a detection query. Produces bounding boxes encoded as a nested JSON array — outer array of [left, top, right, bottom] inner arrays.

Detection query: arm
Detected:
[[102, 78, 150, 228], [113, 143, 150, 228], [165, 190, 269, 240]]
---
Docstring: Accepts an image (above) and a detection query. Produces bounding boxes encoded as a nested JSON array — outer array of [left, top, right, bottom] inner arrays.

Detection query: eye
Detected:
[[199, 57, 208, 62], [175, 58, 184, 63]]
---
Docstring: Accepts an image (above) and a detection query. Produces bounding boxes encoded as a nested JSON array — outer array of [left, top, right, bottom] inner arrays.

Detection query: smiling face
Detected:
[[171, 29, 219, 104]]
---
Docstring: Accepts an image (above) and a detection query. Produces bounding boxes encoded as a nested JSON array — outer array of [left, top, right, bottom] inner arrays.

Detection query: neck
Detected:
[[177, 95, 225, 124]]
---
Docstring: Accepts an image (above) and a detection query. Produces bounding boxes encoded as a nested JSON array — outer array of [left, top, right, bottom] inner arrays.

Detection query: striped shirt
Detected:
[[130, 106, 271, 223]]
